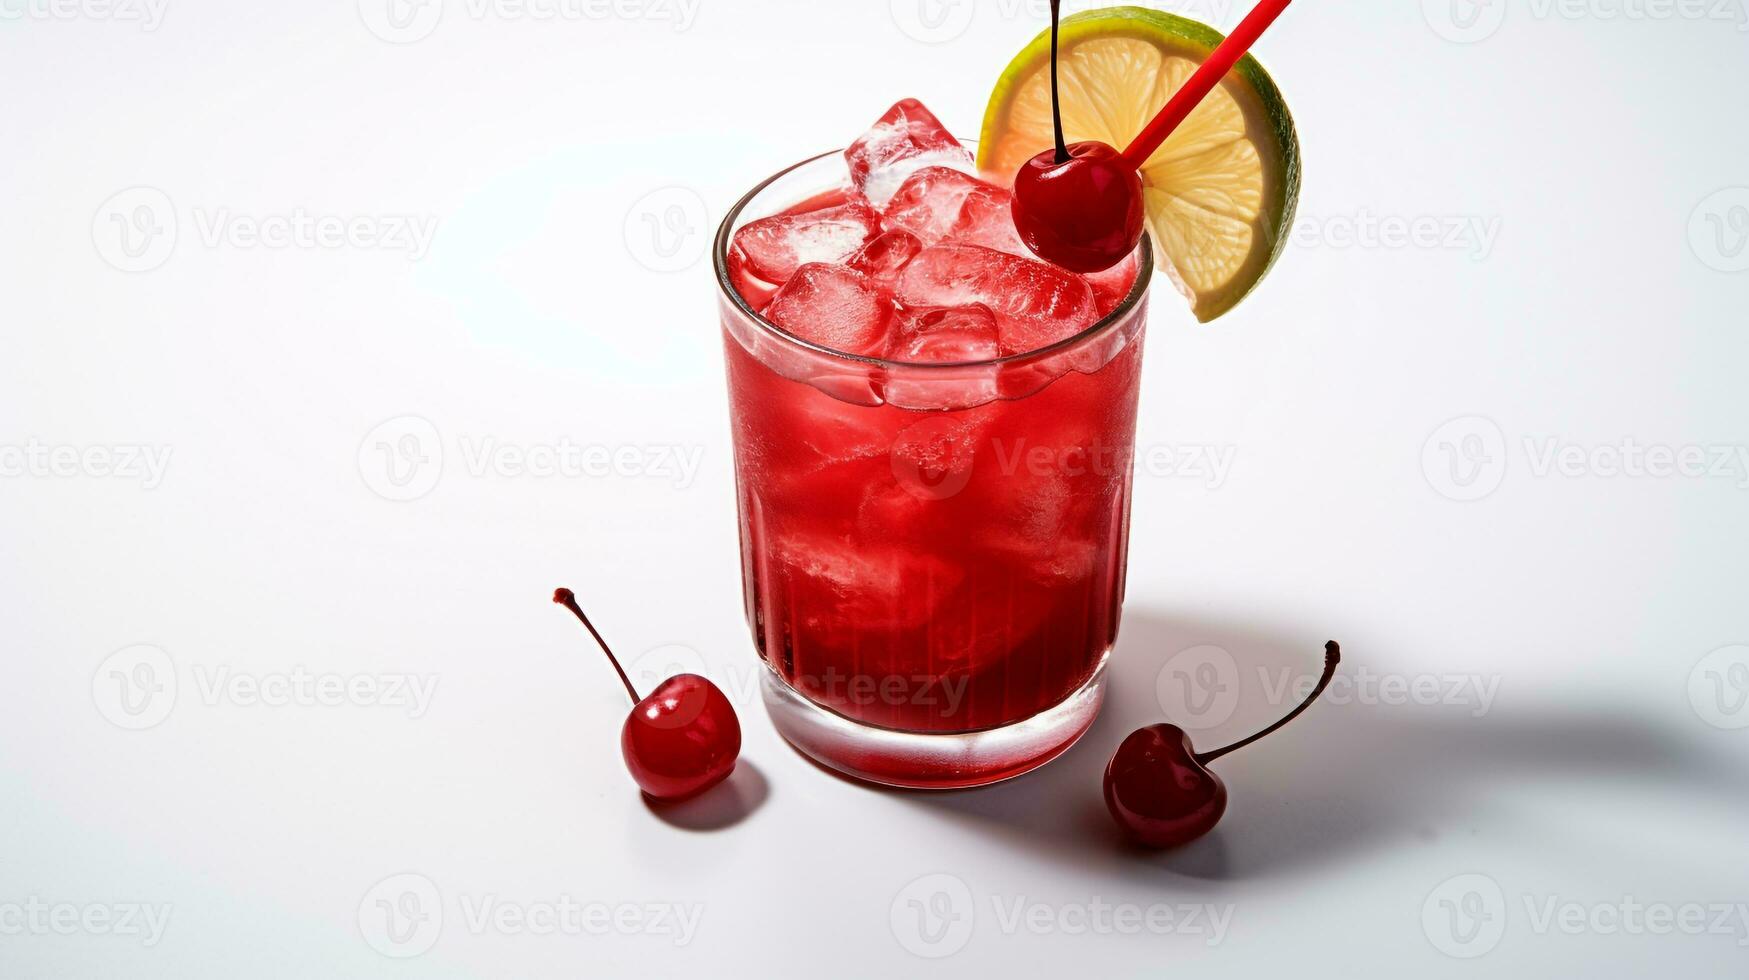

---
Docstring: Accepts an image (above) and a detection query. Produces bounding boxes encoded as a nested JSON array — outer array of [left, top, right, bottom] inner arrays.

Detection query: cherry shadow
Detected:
[[642, 760, 771, 831], [887, 609, 1749, 886]]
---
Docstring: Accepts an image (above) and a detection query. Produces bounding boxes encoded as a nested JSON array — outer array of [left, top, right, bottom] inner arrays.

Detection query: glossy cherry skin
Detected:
[[1103, 723, 1227, 848], [1011, 140, 1146, 274], [620, 673, 741, 801]]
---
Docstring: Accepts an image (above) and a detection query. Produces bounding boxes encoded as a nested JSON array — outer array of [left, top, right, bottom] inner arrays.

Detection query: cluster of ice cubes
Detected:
[[727, 99, 1137, 368]]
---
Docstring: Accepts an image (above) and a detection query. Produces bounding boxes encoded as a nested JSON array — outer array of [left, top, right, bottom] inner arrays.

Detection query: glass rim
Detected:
[[713, 143, 1154, 372]]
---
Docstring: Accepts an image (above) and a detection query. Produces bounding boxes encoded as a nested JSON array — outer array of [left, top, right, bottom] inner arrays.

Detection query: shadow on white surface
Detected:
[[642, 760, 770, 831], [877, 609, 1749, 885]]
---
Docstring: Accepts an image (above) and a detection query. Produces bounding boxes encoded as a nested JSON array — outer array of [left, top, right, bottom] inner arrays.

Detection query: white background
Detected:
[[3, 0, 1748, 976]]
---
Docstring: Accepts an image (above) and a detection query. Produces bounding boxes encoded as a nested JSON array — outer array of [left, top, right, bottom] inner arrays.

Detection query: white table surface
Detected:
[[4, 1, 1748, 976]]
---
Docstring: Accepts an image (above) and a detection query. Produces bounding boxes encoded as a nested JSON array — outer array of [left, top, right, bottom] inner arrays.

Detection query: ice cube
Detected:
[[885, 304, 1001, 364], [845, 228, 923, 285], [882, 305, 1002, 410], [844, 99, 975, 208], [946, 184, 1031, 254], [883, 167, 993, 243], [768, 526, 963, 633], [765, 263, 891, 357], [731, 199, 881, 285], [726, 244, 781, 311], [895, 244, 1099, 356], [882, 166, 1033, 254], [1085, 251, 1140, 316]]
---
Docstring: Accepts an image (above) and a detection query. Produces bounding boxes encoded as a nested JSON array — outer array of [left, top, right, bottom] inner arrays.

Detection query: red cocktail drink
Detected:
[[717, 101, 1149, 787]]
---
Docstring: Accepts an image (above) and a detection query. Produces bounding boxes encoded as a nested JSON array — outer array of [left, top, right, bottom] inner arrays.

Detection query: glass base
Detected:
[[760, 660, 1107, 789]]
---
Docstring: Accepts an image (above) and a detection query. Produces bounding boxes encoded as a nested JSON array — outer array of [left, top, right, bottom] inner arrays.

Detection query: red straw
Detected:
[[1120, 0, 1294, 170]]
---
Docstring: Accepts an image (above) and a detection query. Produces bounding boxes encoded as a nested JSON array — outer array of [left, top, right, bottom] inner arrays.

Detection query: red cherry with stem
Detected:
[[1012, 141, 1145, 275], [1012, 0, 1295, 273], [1104, 641, 1340, 848], [552, 588, 740, 801]]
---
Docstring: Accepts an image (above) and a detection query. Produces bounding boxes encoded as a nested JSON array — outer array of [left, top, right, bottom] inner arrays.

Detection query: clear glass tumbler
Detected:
[[716, 147, 1152, 788]]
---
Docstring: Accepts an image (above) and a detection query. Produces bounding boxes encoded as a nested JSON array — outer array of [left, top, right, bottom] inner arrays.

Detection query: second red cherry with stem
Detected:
[[1104, 641, 1340, 848], [552, 588, 740, 802], [1012, 0, 1294, 273]]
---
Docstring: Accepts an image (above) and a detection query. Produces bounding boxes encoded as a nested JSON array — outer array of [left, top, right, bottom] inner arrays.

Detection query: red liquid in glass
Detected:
[[721, 100, 1145, 739], [724, 255, 1143, 736]]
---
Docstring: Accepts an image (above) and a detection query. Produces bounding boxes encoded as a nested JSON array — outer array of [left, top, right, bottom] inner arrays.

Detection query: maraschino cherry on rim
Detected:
[[1105, 641, 1340, 848], [1011, 0, 1295, 273], [553, 588, 741, 801]]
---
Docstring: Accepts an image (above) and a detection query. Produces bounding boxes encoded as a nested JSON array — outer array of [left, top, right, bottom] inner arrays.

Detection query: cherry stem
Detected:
[[1196, 641, 1340, 765], [1119, 0, 1293, 171], [1049, 0, 1068, 164], [552, 587, 641, 704]]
